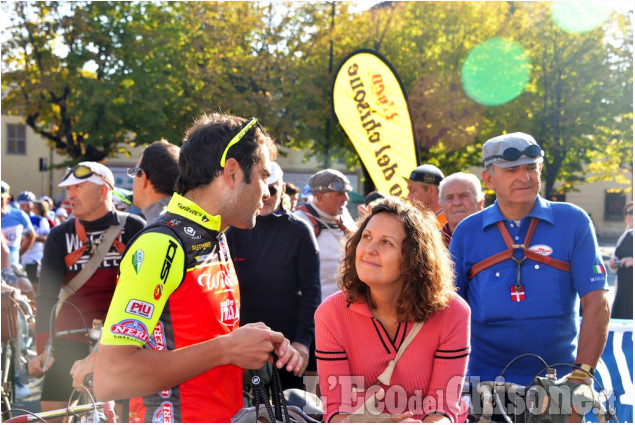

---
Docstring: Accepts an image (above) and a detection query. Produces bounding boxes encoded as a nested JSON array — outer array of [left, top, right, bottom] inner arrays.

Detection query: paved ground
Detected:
[[9, 238, 620, 417]]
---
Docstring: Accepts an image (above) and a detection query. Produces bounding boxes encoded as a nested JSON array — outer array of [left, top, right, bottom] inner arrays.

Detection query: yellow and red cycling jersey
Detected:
[[101, 193, 242, 422]]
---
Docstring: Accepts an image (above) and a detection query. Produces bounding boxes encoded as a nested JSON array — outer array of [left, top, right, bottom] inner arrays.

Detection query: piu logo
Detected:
[[184, 227, 196, 237], [125, 299, 154, 319]]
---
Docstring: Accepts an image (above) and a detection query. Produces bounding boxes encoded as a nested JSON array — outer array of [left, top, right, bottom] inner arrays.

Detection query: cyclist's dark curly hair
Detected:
[[175, 112, 278, 194], [339, 196, 455, 322]]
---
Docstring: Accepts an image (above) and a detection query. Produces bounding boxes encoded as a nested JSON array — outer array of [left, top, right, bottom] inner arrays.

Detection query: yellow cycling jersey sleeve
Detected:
[[101, 230, 185, 347]]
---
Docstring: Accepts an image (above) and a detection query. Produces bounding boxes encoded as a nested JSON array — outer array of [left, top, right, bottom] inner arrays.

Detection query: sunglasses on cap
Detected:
[[313, 180, 351, 193], [484, 144, 543, 163], [62, 164, 114, 189], [220, 117, 261, 168]]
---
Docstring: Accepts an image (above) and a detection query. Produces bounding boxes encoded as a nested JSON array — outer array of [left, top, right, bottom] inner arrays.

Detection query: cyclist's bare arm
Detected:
[[94, 322, 301, 401], [575, 289, 609, 372]]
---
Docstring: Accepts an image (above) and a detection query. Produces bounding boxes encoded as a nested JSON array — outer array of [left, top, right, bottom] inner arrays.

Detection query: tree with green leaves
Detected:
[[488, 2, 633, 198], [1, 1, 284, 164], [2, 1, 631, 198]]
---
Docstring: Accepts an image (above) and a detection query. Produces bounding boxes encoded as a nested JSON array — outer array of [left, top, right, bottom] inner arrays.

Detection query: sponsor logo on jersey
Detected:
[[528, 244, 553, 256], [132, 250, 144, 274], [146, 320, 166, 351], [177, 202, 203, 217], [154, 283, 163, 300], [195, 253, 214, 263], [197, 268, 238, 292], [165, 219, 180, 228], [159, 388, 172, 399], [160, 240, 178, 284], [192, 242, 212, 251], [183, 226, 201, 240], [220, 298, 239, 326], [152, 401, 174, 423], [111, 319, 149, 343], [125, 299, 154, 319]]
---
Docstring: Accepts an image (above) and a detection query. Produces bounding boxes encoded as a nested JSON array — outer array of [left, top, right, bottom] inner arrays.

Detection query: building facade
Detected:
[[1, 114, 631, 237]]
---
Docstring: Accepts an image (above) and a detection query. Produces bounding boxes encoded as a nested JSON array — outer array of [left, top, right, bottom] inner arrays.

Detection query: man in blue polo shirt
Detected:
[[450, 133, 609, 413], [1, 181, 35, 267]]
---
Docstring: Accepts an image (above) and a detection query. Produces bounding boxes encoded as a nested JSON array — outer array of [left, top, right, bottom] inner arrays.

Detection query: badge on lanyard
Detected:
[[510, 283, 525, 302]]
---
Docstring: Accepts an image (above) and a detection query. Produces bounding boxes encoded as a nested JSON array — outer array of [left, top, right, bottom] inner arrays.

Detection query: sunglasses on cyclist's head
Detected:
[[484, 144, 544, 163], [220, 117, 265, 168], [62, 164, 114, 189]]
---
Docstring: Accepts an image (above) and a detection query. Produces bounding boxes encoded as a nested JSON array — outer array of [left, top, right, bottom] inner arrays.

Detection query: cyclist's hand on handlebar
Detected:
[[70, 351, 96, 389], [28, 352, 55, 377], [555, 373, 594, 422]]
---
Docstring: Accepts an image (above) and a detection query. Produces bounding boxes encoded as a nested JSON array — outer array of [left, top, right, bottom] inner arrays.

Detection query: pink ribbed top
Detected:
[[315, 291, 470, 422]]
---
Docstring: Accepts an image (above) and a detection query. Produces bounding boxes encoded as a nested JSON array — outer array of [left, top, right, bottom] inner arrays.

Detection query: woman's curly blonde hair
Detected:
[[338, 196, 455, 322]]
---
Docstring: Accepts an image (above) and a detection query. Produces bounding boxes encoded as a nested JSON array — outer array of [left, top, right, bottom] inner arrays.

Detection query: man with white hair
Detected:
[[29, 161, 146, 414], [438, 172, 485, 247]]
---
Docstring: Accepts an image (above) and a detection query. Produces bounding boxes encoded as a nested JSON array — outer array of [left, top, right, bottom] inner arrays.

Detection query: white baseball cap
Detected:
[[58, 162, 115, 189], [267, 162, 284, 186]]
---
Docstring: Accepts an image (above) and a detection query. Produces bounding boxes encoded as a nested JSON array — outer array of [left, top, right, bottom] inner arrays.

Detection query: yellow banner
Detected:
[[333, 50, 417, 197]]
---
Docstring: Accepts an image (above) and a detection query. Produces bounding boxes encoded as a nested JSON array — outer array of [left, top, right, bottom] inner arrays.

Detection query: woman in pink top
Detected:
[[315, 197, 470, 423]]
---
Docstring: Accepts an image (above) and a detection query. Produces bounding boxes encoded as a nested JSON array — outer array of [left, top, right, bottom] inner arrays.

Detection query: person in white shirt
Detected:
[[294, 169, 357, 300]]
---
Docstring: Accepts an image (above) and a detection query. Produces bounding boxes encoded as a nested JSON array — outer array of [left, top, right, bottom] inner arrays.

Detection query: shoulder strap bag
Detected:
[[54, 215, 127, 318]]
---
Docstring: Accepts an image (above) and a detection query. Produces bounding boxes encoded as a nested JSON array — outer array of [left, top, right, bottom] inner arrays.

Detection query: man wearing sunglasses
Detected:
[[129, 139, 181, 222], [295, 169, 357, 300], [450, 132, 609, 420], [29, 161, 146, 415], [95, 113, 302, 422]]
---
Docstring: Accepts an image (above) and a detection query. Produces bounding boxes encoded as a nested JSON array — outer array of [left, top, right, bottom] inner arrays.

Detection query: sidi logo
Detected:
[[125, 299, 154, 319]]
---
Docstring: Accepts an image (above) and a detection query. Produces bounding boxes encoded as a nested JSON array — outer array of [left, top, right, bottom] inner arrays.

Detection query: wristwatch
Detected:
[[573, 363, 595, 376]]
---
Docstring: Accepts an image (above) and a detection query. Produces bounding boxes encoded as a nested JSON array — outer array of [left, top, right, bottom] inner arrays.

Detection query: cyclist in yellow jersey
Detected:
[[94, 113, 302, 422]]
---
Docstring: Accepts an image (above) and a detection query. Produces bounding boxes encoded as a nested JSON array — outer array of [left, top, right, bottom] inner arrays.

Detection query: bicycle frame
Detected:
[[1, 291, 35, 421]]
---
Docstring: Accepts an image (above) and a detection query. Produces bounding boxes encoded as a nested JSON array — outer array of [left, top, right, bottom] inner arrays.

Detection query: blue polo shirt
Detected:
[[1, 206, 34, 265], [450, 196, 607, 385]]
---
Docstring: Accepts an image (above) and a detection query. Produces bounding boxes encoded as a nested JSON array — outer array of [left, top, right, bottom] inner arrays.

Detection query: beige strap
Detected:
[[54, 217, 127, 318], [351, 321, 424, 417], [376, 321, 424, 386]]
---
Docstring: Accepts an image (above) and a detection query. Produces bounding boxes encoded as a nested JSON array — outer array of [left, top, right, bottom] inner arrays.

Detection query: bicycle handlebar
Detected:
[[3, 402, 105, 423]]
